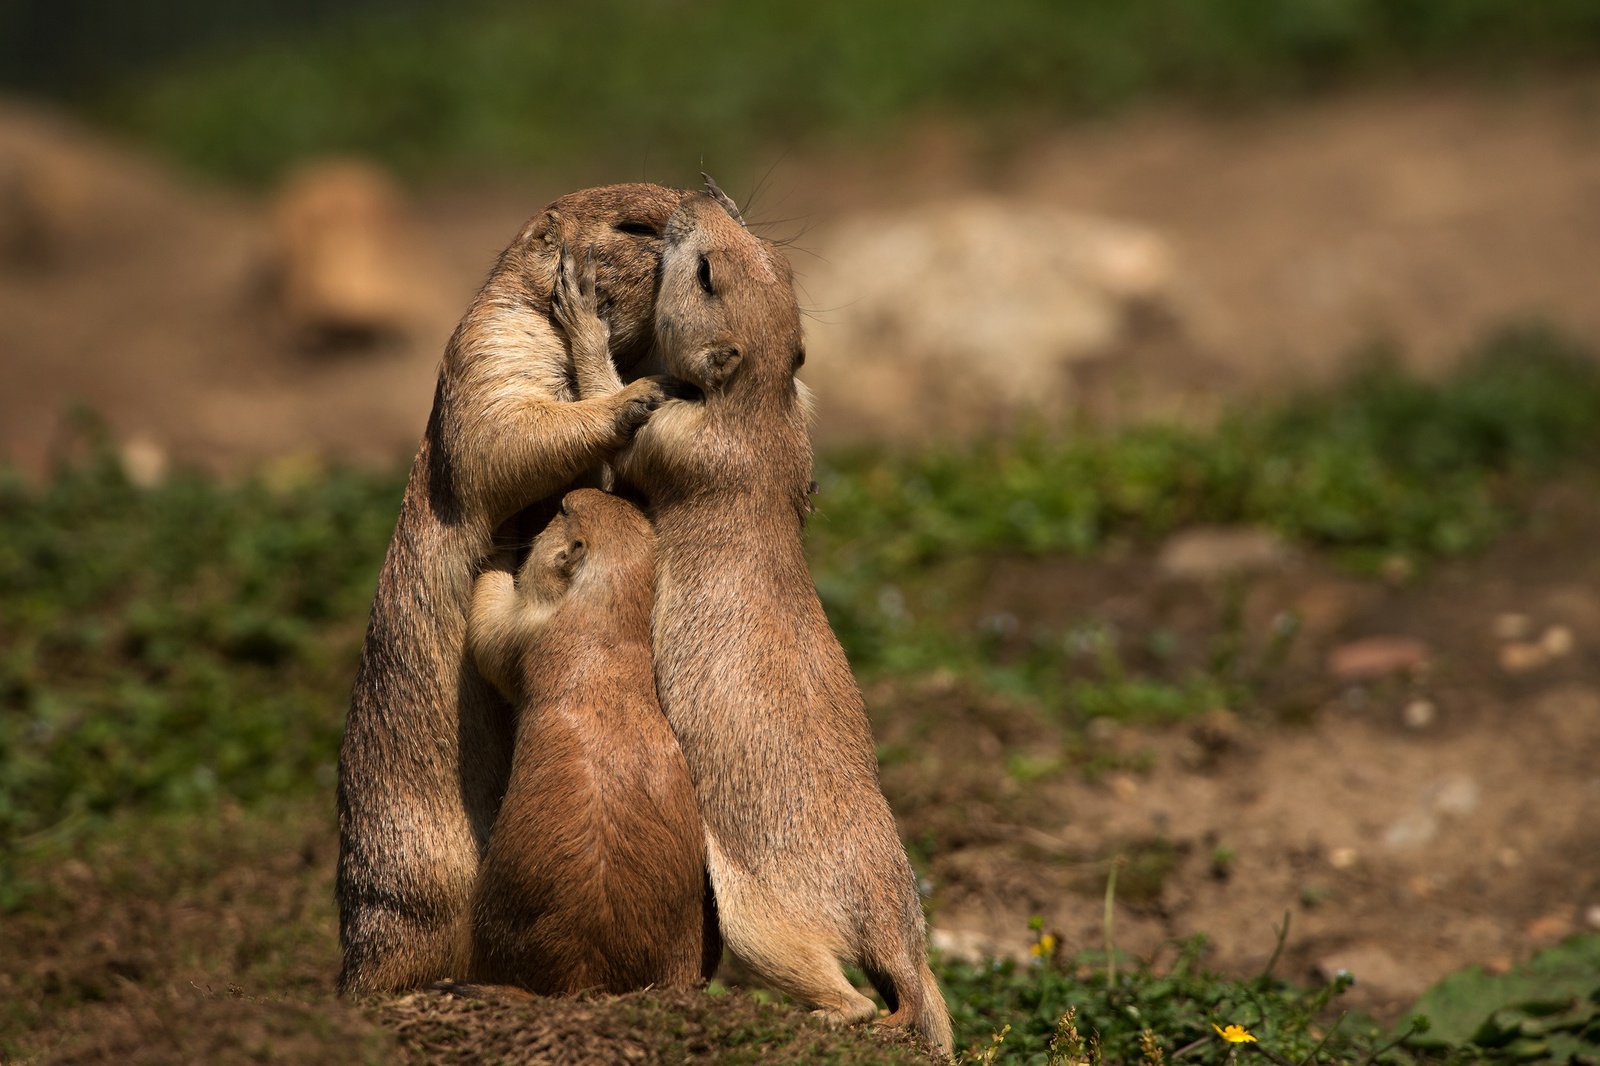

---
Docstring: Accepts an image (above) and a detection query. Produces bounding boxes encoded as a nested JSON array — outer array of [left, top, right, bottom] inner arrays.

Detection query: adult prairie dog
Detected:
[[336, 184, 690, 995], [464, 488, 713, 994], [608, 183, 954, 1055]]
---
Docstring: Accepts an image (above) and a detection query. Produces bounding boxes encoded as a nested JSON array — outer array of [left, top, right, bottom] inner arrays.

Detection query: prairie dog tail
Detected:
[[867, 955, 954, 1056]]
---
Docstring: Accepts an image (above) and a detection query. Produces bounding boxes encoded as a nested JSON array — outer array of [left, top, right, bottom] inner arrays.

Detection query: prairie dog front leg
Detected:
[[465, 558, 526, 704], [552, 244, 623, 400]]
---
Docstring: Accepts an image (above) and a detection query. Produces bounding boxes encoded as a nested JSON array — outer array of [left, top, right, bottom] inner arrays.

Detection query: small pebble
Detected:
[[1402, 699, 1436, 729], [1327, 636, 1430, 682], [119, 436, 168, 488], [1494, 613, 1532, 641], [1499, 641, 1549, 674], [1497, 847, 1522, 869], [1408, 875, 1434, 900], [1526, 913, 1574, 940], [1328, 846, 1359, 869], [1107, 773, 1140, 801], [1541, 624, 1574, 658], [1586, 904, 1600, 930]]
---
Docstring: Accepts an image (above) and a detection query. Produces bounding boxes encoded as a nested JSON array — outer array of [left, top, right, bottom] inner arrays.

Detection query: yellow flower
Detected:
[[1029, 933, 1057, 957], [1212, 1023, 1257, 1044]]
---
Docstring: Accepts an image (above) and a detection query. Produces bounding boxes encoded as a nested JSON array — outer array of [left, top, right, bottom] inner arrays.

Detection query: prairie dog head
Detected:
[[513, 183, 691, 374], [515, 488, 655, 609], [654, 183, 806, 405]]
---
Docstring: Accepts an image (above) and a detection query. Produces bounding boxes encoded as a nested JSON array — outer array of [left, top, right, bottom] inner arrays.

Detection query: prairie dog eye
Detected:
[[696, 254, 713, 295]]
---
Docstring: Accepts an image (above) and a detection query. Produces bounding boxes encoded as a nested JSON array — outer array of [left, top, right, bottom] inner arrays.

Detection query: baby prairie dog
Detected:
[[610, 182, 954, 1055], [337, 184, 691, 995], [464, 488, 712, 994]]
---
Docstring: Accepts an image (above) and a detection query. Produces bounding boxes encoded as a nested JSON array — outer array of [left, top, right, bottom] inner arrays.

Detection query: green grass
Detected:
[[0, 414, 403, 852], [4, 328, 1600, 868], [811, 326, 1600, 709], [79, 0, 1600, 182], [935, 928, 1600, 1064]]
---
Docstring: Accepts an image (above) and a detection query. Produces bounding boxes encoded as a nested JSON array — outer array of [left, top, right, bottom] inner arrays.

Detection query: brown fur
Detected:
[[463, 488, 712, 994], [335, 183, 691, 995], [612, 188, 954, 1054]]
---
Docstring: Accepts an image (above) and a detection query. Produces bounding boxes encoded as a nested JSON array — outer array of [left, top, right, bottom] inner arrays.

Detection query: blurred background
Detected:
[[7, 0, 1600, 470], [6, 3, 1600, 1060]]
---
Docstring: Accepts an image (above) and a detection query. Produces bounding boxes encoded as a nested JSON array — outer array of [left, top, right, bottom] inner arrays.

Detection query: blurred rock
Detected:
[[269, 158, 442, 348], [800, 198, 1212, 439], [1382, 774, 1479, 850], [1327, 636, 1430, 682], [1498, 641, 1549, 674], [1383, 810, 1438, 850], [1157, 526, 1290, 581], [1540, 624, 1574, 658], [118, 435, 168, 488], [1525, 911, 1575, 941], [1402, 698, 1436, 730], [1428, 775, 1479, 816]]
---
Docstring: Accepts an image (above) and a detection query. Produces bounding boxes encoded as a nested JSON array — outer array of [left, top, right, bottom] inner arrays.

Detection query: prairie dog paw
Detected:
[[809, 1000, 878, 1028], [611, 377, 668, 439], [551, 243, 609, 346]]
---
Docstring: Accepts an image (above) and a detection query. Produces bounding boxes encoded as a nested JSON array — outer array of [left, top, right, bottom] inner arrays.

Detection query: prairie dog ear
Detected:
[[702, 173, 745, 227], [554, 535, 587, 575], [519, 207, 563, 248], [699, 345, 742, 388]]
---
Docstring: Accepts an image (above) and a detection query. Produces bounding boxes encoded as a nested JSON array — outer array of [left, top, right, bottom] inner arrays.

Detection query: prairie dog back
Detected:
[[464, 488, 713, 995]]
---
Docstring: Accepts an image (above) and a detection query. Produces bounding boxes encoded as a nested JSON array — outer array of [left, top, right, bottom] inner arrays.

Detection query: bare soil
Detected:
[[877, 480, 1600, 1020]]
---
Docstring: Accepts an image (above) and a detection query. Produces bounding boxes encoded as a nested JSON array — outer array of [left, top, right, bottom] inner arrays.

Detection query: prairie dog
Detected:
[[610, 184, 954, 1054], [464, 488, 712, 994], [336, 184, 690, 995]]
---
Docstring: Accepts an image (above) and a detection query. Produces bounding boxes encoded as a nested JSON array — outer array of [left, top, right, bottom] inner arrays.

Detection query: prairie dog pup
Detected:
[[612, 185, 954, 1054], [336, 184, 690, 995], [464, 488, 711, 994]]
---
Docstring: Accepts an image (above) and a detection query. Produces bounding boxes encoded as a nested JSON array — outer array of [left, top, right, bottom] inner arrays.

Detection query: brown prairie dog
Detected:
[[464, 488, 713, 994], [611, 182, 954, 1055], [336, 184, 691, 995]]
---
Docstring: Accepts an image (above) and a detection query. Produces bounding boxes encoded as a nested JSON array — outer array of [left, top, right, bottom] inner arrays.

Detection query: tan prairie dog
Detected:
[[602, 183, 953, 1055], [336, 184, 691, 996], [463, 488, 714, 994]]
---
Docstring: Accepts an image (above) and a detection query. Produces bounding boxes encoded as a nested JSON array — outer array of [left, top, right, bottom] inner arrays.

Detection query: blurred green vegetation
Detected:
[[0, 415, 402, 854], [4, 328, 1600, 867], [22, 0, 1599, 181], [812, 326, 1600, 710]]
